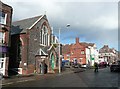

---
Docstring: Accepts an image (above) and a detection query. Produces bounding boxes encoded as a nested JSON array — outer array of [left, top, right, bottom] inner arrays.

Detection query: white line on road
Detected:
[[1, 79, 35, 86]]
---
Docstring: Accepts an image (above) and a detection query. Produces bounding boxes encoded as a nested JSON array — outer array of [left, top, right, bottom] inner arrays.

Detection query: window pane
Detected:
[[0, 11, 6, 24], [0, 32, 4, 43]]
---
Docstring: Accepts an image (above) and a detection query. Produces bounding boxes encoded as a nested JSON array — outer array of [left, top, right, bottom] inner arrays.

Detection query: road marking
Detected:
[[1, 79, 35, 86], [1, 82, 14, 86], [16, 79, 35, 83]]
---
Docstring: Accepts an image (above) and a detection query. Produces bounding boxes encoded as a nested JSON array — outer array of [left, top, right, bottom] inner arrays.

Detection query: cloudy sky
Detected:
[[2, 0, 119, 50]]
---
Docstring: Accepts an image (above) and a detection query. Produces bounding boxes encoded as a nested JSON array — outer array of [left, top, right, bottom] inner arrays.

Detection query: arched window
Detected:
[[40, 25, 49, 46], [40, 30, 42, 44]]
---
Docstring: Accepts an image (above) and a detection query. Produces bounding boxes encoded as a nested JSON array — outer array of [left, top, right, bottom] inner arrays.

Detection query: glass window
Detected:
[[1, 62, 3, 68], [40, 30, 42, 44], [0, 11, 7, 25], [81, 51, 84, 54], [0, 32, 5, 43], [0, 53, 5, 58]]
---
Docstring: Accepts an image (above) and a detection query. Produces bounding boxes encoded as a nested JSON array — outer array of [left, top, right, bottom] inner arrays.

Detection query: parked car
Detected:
[[98, 62, 107, 68], [64, 61, 70, 68], [62, 60, 70, 68], [110, 60, 120, 72]]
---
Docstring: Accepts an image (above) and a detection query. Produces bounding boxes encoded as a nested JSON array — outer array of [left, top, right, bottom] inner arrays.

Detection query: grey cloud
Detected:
[[2, 0, 118, 49]]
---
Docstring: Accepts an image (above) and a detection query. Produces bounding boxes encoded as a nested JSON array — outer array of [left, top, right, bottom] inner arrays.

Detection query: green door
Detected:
[[51, 54, 55, 69]]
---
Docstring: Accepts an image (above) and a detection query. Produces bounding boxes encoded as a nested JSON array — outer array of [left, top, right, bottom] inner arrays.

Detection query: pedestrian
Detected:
[[94, 62, 98, 72]]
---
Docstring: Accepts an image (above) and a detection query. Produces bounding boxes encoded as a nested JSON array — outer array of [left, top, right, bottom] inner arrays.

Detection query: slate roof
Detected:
[[11, 15, 42, 35], [99, 45, 115, 53], [80, 42, 95, 47], [62, 44, 71, 54]]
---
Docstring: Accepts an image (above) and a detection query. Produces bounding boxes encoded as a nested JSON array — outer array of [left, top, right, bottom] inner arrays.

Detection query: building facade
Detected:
[[85, 44, 99, 66], [10, 15, 58, 75], [0, 1, 13, 76], [99, 45, 118, 64], [62, 37, 99, 67], [70, 38, 86, 66]]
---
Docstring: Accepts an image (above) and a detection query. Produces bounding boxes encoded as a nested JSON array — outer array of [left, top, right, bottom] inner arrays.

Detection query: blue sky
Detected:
[[2, 0, 119, 50]]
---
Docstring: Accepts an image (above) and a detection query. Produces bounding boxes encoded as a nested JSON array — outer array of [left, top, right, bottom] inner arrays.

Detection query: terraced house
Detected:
[[10, 15, 59, 75], [0, 1, 13, 76]]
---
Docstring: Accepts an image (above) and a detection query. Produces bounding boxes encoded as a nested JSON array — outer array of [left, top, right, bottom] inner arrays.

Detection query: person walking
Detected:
[[94, 62, 98, 72]]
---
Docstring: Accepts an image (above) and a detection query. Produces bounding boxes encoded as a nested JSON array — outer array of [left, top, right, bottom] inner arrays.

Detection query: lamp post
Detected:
[[58, 28, 61, 74], [58, 24, 70, 74]]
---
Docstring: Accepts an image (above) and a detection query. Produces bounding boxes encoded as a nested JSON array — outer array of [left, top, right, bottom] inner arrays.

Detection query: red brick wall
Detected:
[[70, 39, 86, 65], [27, 64, 35, 74], [19, 34, 28, 68], [1, 1, 13, 76]]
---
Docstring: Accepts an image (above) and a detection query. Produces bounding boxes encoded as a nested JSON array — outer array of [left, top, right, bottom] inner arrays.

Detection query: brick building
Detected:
[[62, 37, 98, 67], [62, 44, 71, 60], [10, 15, 58, 75], [70, 38, 86, 65], [0, 1, 13, 76]]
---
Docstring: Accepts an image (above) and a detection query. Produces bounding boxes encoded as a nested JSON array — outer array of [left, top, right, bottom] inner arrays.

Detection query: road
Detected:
[[2, 67, 120, 87]]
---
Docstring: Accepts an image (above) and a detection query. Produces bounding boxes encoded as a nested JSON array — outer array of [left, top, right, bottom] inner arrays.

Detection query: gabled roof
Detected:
[[99, 45, 116, 53], [11, 15, 43, 35], [80, 42, 95, 47]]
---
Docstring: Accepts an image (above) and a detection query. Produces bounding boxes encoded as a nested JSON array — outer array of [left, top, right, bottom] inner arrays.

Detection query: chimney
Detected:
[[76, 37, 79, 44]]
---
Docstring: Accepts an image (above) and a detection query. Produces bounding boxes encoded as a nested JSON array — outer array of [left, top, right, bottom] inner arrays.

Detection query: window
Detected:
[[0, 11, 7, 25], [0, 53, 6, 58], [0, 32, 5, 43], [40, 25, 49, 46], [81, 51, 84, 54]]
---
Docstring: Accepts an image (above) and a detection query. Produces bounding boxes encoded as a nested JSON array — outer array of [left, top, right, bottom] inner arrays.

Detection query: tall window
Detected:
[[40, 25, 49, 46], [0, 11, 7, 25], [0, 32, 5, 43], [40, 30, 42, 44]]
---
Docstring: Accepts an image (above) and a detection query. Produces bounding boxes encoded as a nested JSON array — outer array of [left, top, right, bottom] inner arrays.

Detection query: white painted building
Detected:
[[99, 45, 118, 64], [86, 44, 99, 66]]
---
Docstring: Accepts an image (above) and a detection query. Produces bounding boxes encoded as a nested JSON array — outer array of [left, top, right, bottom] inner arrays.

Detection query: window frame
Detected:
[[0, 11, 7, 25]]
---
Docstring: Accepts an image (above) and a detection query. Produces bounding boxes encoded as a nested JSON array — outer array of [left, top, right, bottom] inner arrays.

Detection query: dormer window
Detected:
[[0, 11, 7, 25]]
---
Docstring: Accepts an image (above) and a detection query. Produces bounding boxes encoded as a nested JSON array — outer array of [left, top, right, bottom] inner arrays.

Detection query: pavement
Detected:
[[1, 67, 86, 86]]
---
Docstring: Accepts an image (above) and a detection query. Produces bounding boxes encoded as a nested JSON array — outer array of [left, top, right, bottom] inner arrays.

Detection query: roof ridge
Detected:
[[12, 15, 42, 23]]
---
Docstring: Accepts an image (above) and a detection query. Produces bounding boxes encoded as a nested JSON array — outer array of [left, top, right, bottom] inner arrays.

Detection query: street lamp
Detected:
[[58, 24, 70, 74]]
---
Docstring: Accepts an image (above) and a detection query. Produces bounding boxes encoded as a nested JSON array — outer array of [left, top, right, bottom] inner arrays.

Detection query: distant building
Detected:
[[70, 38, 86, 66], [62, 44, 71, 60], [99, 45, 118, 64], [0, 1, 13, 76], [85, 43, 99, 66], [62, 37, 99, 67], [10, 15, 58, 75]]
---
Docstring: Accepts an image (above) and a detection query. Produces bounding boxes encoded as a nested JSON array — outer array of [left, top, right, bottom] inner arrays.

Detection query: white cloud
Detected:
[[91, 16, 118, 30]]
